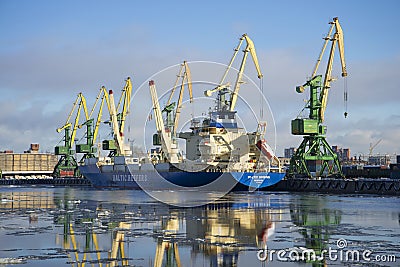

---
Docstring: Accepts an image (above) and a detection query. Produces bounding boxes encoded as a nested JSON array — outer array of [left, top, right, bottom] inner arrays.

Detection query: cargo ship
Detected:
[[78, 109, 285, 190], [79, 35, 285, 190], [79, 158, 284, 190], [79, 81, 285, 190]]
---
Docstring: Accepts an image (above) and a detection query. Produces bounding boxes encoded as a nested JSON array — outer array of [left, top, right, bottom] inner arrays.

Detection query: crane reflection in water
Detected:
[[1, 189, 397, 267], [290, 195, 341, 267], [52, 193, 279, 267]]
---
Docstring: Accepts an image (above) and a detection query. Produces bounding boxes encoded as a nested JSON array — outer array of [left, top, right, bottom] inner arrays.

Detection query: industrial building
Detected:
[[0, 144, 58, 179]]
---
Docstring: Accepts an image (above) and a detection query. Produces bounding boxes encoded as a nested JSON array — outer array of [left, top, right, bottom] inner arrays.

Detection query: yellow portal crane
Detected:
[[92, 87, 112, 147], [116, 77, 133, 137], [101, 78, 133, 157], [108, 89, 126, 156], [163, 61, 193, 137], [149, 80, 181, 163], [56, 93, 89, 148], [204, 34, 263, 111], [54, 92, 89, 177]]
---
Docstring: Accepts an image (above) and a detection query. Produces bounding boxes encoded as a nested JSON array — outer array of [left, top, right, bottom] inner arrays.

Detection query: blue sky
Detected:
[[0, 0, 399, 158]]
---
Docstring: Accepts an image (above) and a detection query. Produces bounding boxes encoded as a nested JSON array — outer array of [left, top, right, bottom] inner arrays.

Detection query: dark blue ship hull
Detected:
[[79, 163, 285, 191]]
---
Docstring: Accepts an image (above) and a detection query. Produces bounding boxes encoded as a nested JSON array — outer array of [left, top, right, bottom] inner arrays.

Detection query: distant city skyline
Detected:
[[0, 0, 399, 157]]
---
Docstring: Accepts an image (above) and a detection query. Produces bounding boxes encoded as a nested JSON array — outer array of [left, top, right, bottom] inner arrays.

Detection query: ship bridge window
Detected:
[[219, 114, 226, 119], [228, 114, 235, 119]]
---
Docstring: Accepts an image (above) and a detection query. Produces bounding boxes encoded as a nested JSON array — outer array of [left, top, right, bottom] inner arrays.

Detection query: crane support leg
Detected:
[[53, 154, 80, 178], [288, 135, 343, 178]]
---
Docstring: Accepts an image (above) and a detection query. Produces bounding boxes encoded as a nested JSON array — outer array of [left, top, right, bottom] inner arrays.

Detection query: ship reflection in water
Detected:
[[0, 187, 399, 266]]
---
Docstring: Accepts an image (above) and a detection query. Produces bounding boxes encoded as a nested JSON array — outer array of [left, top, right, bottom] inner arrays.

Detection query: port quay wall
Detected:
[[266, 178, 400, 196], [0, 176, 399, 195]]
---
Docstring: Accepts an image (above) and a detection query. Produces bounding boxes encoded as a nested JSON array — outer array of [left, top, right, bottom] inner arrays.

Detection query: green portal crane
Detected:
[[54, 92, 89, 177], [76, 86, 111, 161], [288, 17, 348, 178]]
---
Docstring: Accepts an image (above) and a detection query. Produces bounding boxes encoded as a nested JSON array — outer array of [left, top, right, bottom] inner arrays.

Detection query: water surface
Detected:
[[0, 186, 399, 266]]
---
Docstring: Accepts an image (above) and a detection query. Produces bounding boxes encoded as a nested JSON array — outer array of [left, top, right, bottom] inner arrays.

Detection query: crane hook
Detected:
[[343, 77, 348, 118]]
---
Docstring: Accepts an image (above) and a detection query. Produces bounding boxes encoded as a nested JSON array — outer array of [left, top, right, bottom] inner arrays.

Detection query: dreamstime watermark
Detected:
[[257, 238, 397, 263]]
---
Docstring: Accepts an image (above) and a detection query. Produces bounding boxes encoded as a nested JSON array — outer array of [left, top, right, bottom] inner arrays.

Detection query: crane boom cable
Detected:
[[344, 77, 348, 118], [259, 78, 264, 119]]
